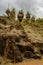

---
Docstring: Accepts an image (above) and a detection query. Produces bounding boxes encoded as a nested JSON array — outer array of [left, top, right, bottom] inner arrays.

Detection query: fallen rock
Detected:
[[24, 51, 34, 59], [0, 35, 23, 63], [17, 45, 25, 53], [33, 53, 41, 59], [40, 48, 43, 54]]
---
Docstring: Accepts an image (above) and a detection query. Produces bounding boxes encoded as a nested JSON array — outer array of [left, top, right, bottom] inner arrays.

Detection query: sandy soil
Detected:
[[0, 57, 43, 65], [2, 59, 43, 65]]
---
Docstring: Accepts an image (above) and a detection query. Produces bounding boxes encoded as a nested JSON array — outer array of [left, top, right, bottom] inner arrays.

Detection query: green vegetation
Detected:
[[0, 8, 43, 64], [26, 11, 30, 22], [6, 8, 15, 21], [5, 8, 43, 28], [0, 8, 43, 40], [17, 10, 24, 22]]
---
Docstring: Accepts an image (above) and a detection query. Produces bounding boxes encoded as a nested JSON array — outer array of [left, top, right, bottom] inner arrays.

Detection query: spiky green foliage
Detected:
[[31, 16, 35, 22], [17, 10, 24, 22], [6, 9, 11, 17], [10, 8, 15, 18], [26, 11, 30, 21], [6, 8, 16, 21]]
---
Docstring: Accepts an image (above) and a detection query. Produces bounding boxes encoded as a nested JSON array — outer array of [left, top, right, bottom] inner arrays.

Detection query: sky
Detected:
[[0, 0, 43, 18]]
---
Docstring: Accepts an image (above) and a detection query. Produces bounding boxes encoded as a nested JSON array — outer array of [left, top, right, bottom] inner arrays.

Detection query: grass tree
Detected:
[[31, 15, 35, 23], [10, 8, 16, 19], [26, 11, 30, 21], [6, 8, 11, 18], [17, 10, 24, 22], [6, 8, 16, 20]]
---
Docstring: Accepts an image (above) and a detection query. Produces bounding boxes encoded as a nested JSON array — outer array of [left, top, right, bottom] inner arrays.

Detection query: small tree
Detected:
[[26, 11, 30, 21], [17, 10, 24, 22], [6, 8, 11, 18], [10, 8, 16, 18], [31, 16, 35, 22], [6, 8, 16, 20]]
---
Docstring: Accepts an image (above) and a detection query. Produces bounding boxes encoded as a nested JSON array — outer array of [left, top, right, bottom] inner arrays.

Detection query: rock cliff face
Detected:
[[0, 22, 43, 63], [0, 35, 23, 63]]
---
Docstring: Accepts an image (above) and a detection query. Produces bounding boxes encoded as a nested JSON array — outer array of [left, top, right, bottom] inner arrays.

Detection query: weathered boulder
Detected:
[[0, 35, 23, 63], [25, 45, 34, 52], [40, 48, 43, 54], [24, 51, 35, 59], [33, 53, 41, 59], [17, 45, 25, 53], [0, 36, 6, 56]]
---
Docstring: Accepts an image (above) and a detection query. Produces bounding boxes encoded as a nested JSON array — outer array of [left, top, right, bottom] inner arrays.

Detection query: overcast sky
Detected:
[[0, 0, 43, 18]]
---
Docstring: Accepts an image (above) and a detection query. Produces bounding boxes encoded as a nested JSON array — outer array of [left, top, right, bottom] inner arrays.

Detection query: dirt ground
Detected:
[[1, 59, 43, 65], [0, 57, 43, 65], [5, 59, 43, 65], [7, 59, 43, 65]]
